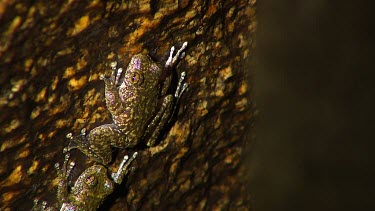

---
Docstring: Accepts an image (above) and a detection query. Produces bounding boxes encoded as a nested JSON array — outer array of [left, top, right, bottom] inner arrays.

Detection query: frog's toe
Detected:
[[54, 162, 60, 170], [66, 161, 75, 177], [175, 72, 188, 98], [110, 61, 117, 69], [64, 132, 86, 153], [165, 46, 176, 67], [180, 83, 188, 95], [114, 67, 123, 85], [80, 128, 86, 135], [171, 42, 188, 66], [32, 199, 48, 210], [99, 74, 106, 80], [63, 144, 78, 153]]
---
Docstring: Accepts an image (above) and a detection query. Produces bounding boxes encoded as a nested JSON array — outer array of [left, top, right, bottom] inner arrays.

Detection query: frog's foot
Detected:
[[55, 153, 75, 181], [166, 71, 188, 125], [65, 125, 119, 164], [32, 199, 58, 211], [64, 129, 107, 164], [110, 61, 124, 86], [64, 129, 98, 160], [100, 61, 123, 87], [111, 152, 138, 184], [55, 153, 75, 203], [32, 199, 49, 211], [165, 41, 188, 68], [63, 128, 88, 153], [174, 71, 188, 98]]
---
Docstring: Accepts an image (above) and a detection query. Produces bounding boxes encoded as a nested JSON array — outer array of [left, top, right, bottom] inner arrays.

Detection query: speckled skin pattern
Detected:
[[33, 153, 137, 211], [58, 164, 113, 211], [66, 43, 188, 164]]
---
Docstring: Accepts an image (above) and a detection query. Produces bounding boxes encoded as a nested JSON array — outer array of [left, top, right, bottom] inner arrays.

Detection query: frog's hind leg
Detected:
[[145, 95, 174, 147], [145, 43, 189, 147], [65, 124, 127, 164]]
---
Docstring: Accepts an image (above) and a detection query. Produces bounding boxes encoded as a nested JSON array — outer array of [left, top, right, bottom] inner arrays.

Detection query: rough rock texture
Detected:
[[0, 0, 256, 210]]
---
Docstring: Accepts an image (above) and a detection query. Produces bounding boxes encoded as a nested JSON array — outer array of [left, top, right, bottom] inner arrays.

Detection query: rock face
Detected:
[[0, 0, 256, 210]]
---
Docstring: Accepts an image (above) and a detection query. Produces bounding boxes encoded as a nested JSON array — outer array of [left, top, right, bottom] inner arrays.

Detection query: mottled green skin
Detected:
[[66, 43, 187, 164], [67, 58, 167, 164], [33, 153, 137, 211], [105, 54, 173, 146], [32, 162, 112, 211], [58, 165, 114, 211]]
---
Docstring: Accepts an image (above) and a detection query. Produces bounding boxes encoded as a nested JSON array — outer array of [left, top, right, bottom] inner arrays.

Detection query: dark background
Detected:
[[248, 1, 374, 211]]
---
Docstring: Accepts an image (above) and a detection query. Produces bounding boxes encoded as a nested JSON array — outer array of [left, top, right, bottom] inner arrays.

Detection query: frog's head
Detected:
[[71, 165, 114, 206], [121, 54, 163, 95]]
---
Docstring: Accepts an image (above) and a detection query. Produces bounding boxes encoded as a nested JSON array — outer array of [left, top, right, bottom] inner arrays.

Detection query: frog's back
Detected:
[[115, 54, 165, 140]]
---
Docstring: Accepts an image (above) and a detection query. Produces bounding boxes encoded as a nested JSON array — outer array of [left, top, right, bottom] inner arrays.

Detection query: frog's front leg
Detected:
[[65, 124, 129, 164], [55, 153, 75, 204], [145, 44, 189, 147], [145, 74, 188, 147], [100, 61, 127, 117], [146, 73, 188, 147], [31, 154, 74, 211]]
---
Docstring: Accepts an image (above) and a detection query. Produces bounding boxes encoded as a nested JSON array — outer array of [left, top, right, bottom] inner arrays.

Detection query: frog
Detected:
[[32, 152, 138, 211], [64, 42, 188, 164]]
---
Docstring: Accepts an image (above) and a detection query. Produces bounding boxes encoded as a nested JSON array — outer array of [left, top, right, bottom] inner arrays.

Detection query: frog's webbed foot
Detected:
[[64, 128, 110, 164], [167, 42, 188, 112], [55, 153, 75, 181], [32, 199, 45, 211], [65, 124, 128, 164], [63, 128, 86, 153], [32, 199, 55, 211], [55, 153, 75, 203], [31, 157, 74, 211], [174, 71, 188, 99], [168, 71, 188, 125], [165, 41, 188, 68], [145, 43, 189, 147], [100, 61, 123, 87], [111, 152, 138, 184]]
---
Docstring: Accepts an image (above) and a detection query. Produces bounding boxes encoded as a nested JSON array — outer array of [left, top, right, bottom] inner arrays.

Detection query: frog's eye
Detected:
[[130, 71, 144, 85], [86, 175, 98, 187]]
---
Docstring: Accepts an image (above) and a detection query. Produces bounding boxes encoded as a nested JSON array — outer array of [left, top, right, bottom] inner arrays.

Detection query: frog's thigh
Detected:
[[146, 95, 174, 147], [88, 124, 126, 164]]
